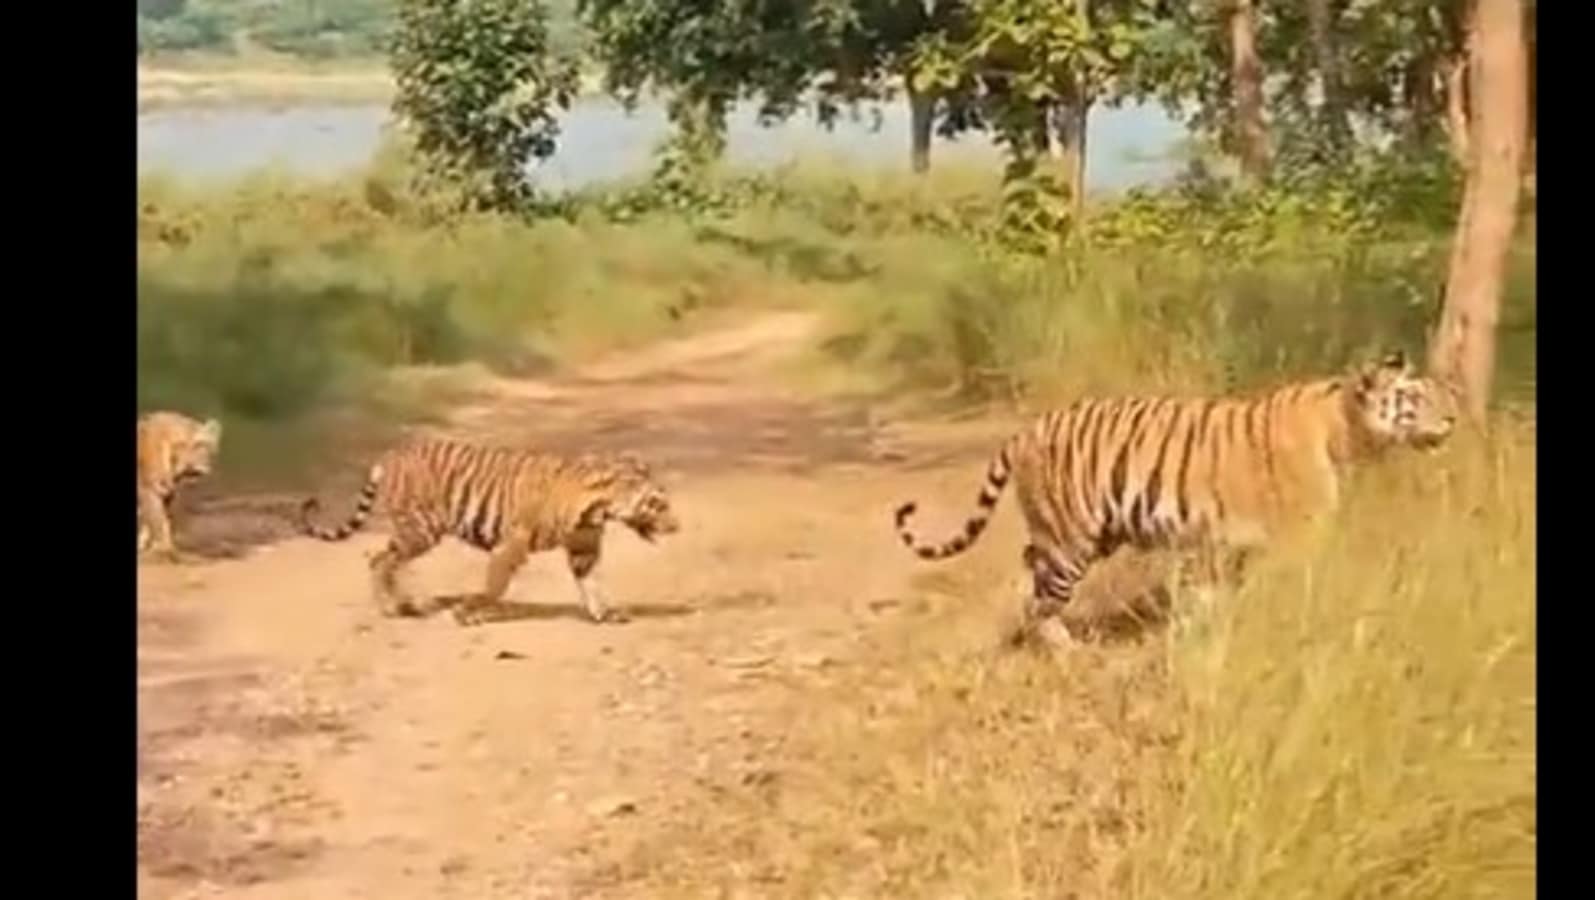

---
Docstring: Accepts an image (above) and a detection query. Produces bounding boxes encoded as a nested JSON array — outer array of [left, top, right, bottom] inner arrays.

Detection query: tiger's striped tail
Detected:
[[894, 434, 1018, 560], [299, 464, 383, 542]]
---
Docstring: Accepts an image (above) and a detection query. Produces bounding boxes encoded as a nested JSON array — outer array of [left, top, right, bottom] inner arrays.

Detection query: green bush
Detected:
[[250, 0, 395, 58], [137, 8, 233, 54], [136, 164, 782, 427]]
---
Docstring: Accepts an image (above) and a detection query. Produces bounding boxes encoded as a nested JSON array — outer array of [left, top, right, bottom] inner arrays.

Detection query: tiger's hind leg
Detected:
[[138, 486, 179, 563], [453, 533, 531, 627], [370, 511, 439, 618], [565, 526, 627, 624], [1009, 542, 1094, 650], [1177, 541, 1254, 618]]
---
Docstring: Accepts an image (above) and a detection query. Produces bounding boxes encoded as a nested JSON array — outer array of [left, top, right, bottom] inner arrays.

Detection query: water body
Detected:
[[138, 95, 1185, 193]]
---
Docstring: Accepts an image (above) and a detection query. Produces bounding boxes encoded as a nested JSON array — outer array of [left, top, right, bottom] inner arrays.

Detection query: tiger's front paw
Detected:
[[589, 607, 630, 625], [452, 606, 489, 627], [1033, 615, 1077, 651], [450, 596, 500, 626], [380, 598, 428, 619]]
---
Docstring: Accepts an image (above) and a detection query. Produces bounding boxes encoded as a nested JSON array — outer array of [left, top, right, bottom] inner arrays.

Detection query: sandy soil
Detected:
[[139, 311, 1108, 898]]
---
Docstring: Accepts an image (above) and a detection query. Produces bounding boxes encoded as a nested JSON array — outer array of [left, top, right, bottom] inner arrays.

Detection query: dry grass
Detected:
[[1133, 423, 1535, 900], [137, 61, 393, 112], [597, 419, 1535, 900]]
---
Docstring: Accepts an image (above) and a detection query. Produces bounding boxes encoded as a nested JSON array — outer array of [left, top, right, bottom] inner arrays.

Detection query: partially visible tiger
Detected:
[[138, 411, 223, 560], [893, 351, 1458, 645], [299, 438, 681, 624]]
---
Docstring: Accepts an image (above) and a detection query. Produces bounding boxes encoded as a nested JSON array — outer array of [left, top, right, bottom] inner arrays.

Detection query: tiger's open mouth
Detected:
[[633, 517, 679, 542]]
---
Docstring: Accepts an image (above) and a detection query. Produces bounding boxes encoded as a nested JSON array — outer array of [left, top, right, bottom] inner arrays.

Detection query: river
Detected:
[[137, 95, 1184, 193]]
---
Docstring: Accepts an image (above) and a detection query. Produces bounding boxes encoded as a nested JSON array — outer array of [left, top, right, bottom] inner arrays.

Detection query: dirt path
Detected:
[[137, 310, 1030, 899]]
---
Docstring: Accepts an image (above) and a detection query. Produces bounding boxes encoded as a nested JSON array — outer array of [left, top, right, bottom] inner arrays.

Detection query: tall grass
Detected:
[[609, 421, 1533, 900], [1131, 429, 1535, 900]]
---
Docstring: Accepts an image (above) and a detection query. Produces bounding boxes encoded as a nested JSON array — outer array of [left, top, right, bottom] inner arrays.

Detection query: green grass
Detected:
[[137, 148, 1536, 449], [137, 163, 788, 486]]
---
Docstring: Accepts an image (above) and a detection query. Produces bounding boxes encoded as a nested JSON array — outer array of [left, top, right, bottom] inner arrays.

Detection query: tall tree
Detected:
[[390, 0, 578, 212], [1227, 0, 1268, 181], [1427, 0, 1528, 424], [920, 0, 1164, 224], [908, 84, 936, 172], [1304, 0, 1350, 154], [578, 0, 817, 185], [806, 0, 969, 174]]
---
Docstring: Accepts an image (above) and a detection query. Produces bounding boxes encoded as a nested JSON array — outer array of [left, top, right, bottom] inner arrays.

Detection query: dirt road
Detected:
[[138, 310, 1051, 898]]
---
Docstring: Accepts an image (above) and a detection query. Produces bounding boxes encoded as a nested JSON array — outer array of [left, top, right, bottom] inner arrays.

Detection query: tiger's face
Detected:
[[173, 418, 224, 483], [1350, 352, 1458, 451], [610, 458, 681, 542]]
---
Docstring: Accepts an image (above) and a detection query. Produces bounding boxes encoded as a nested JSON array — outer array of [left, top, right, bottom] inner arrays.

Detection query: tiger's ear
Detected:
[[199, 418, 223, 442], [1355, 351, 1400, 395], [1362, 347, 1412, 378]]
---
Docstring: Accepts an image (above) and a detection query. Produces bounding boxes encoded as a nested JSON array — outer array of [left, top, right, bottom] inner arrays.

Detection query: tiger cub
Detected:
[[299, 438, 680, 624], [138, 411, 223, 561]]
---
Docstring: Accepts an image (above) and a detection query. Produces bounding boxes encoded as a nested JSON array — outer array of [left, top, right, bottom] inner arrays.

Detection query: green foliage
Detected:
[[803, 0, 967, 120], [136, 163, 797, 427], [900, 0, 1182, 251], [1091, 148, 1463, 257], [769, 153, 1520, 405], [390, 0, 579, 212], [576, 0, 818, 201], [138, 0, 188, 20], [545, 150, 1499, 402], [1123, 0, 1475, 176], [137, 0, 594, 61], [251, 0, 397, 58], [137, 6, 234, 54], [577, 0, 810, 113]]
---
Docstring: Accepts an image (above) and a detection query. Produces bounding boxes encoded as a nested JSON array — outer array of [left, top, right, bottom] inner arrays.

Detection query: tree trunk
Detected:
[[1228, 0, 1269, 181], [1525, 3, 1536, 169], [1306, 0, 1351, 153], [1054, 97, 1089, 218], [1402, 54, 1439, 150], [908, 85, 934, 174], [1428, 0, 1528, 425], [1443, 51, 1471, 165]]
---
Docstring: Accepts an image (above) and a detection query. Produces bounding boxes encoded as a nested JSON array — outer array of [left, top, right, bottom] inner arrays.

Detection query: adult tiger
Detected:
[[138, 411, 223, 561], [893, 351, 1458, 644], [300, 438, 680, 624]]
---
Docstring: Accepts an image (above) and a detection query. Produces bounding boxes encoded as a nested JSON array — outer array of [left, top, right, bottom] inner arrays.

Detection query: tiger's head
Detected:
[[607, 454, 681, 542], [1347, 350, 1459, 452], [173, 417, 224, 483]]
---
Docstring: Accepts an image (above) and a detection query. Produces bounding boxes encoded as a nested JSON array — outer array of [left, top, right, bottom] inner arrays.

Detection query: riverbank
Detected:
[[137, 56, 607, 113]]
